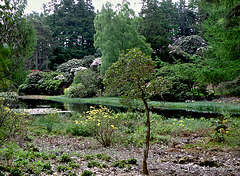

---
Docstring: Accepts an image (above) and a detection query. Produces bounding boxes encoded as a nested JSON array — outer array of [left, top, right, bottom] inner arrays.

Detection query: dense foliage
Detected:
[[94, 1, 152, 75], [65, 69, 101, 98], [18, 70, 70, 95], [0, 0, 37, 89], [0, 0, 238, 102], [45, 0, 96, 65]]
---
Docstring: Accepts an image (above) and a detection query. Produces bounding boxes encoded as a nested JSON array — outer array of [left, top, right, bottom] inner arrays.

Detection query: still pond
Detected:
[[19, 98, 240, 119]]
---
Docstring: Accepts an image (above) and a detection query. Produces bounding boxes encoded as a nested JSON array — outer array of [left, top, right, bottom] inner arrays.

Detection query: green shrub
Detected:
[[67, 125, 92, 137], [57, 165, 71, 172], [73, 69, 100, 97], [127, 158, 137, 164], [0, 98, 25, 144], [81, 170, 95, 176], [155, 66, 192, 102], [76, 106, 120, 147], [68, 161, 80, 168], [217, 75, 240, 96], [17, 84, 38, 95], [18, 71, 69, 95], [10, 167, 23, 176], [60, 153, 72, 163], [81, 55, 95, 67], [87, 160, 101, 168], [83, 154, 95, 161], [95, 153, 112, 161], [42, 162, 52, 171], [64, 83, 87, 98], [25, 70, 44, 84], [112, 160, 127, 168], [57, 59, 85, 74], [112, 158, 137, 168]]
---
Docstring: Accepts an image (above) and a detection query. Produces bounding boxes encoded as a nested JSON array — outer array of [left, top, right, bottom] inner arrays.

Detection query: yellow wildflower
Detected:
[[4, 107, 10, 111], [75, 120, 79, 124], [97, 123, 100, 126], [111, 125, 117, 129]]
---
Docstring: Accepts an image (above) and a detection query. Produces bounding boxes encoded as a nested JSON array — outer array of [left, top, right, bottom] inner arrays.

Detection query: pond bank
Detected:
[[18, 95, 240, 115]]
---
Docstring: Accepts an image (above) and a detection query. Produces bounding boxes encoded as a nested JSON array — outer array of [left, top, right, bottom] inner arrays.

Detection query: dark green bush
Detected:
[[24, 70, 44, 84], [127, 158, 137, 164], [87, 160, 101, 168], [65, 69, 101, 98], [18, 71, 69, 95], [173, 35, 207, 55], [57, 59, 84, 73], [64, 83, 87, 98], [81, 170, 95, 176], [81, 55, 95, 67], [152, 75, 191, 102], [18, 84, 38, 95], [60, 153, 72, 163], [217, 75, 240, 96], [67, 125, 92, 137], [10, 167, 23, 176], [57, 165, 71, 172]]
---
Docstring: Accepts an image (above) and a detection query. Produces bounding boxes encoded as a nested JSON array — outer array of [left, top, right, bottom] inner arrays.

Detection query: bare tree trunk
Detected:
[[35, 51, 38, 70], [46, 55, 49, 71], [142, 98, 150, 175]]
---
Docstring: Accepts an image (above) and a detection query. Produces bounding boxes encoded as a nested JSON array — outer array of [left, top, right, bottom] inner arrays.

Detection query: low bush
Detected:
[[87, 160, 101, 168], [60, 153, 72, 163], [18, 70, 70, 95], [64, 69, 102, 98], [81, 170, 95, 176], [0, 97, 25, 144], [217, 75, 240, 96], [57, 59, 85, 74], [64, 83, 87, 98], [76, 106, 120, 147], [67, 125, 92, 137]]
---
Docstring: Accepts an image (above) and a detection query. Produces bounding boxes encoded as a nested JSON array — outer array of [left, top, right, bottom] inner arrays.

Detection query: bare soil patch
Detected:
[[26, 134, 240, 176]]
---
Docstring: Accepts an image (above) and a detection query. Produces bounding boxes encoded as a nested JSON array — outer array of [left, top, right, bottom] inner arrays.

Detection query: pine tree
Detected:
[[45, 0, 96, 65]]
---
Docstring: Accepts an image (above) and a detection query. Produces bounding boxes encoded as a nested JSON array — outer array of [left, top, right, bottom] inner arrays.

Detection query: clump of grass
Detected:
[[60, 153, 72, 163], [87, 160, 102, 168]]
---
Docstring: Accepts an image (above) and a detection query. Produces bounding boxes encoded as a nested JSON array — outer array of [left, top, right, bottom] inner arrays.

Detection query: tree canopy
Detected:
[[0, 0, 37, 89], [94, 0, 152, 75], [45, 0, 96, 65]]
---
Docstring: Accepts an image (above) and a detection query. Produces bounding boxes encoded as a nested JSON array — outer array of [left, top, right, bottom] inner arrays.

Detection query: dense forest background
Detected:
[[0, 0, 239, 101]]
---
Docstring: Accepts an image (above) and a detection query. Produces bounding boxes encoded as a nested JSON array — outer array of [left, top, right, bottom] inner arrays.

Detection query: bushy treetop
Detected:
[[173, 35, 208, 55], [103, 48, 170, 103]]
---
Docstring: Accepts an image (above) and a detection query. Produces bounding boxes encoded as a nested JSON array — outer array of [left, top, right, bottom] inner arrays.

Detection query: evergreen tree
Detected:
[[45, 0, 96, 66], [139, 0, 169, 58], [200, 0, 240, 81], [29, 12, 57, 71], [176, 0, 199, 36]]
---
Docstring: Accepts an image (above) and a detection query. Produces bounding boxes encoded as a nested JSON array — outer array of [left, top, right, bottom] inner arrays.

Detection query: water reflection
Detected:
[[19, 98, 127, 114], [19, 98, 240, 118], [64, 102, 127, 114]]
